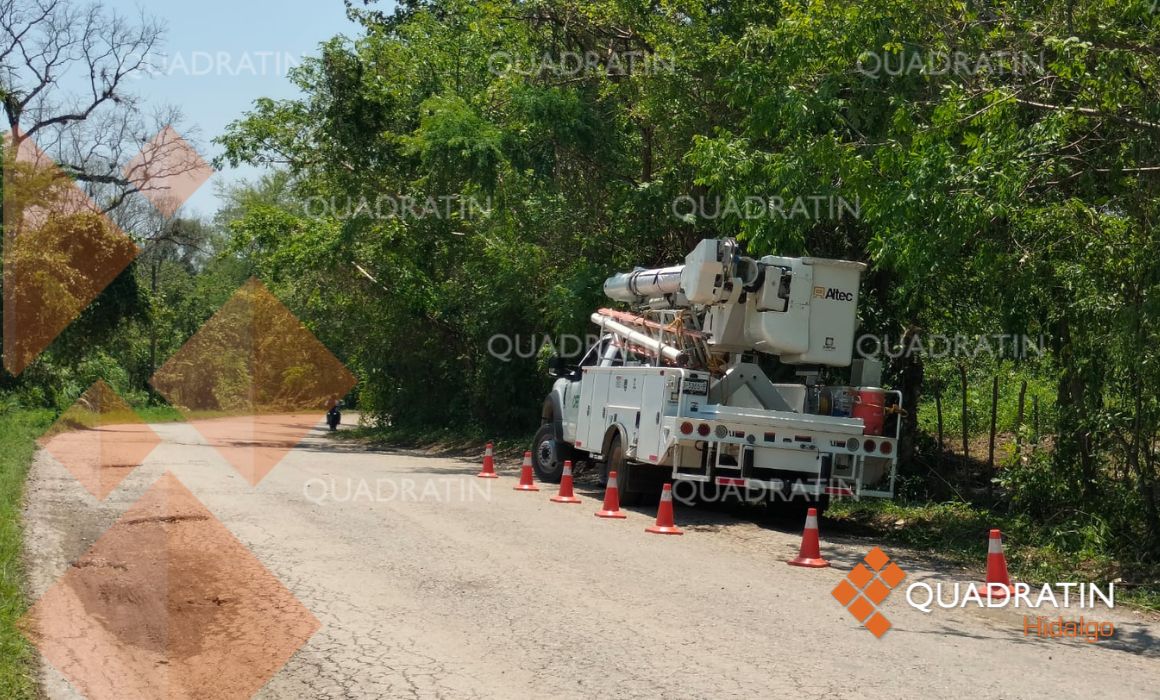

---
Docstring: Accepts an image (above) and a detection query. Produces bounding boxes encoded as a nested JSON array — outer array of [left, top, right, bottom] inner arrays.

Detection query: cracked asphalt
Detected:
[[22, 417, 1160, 699]]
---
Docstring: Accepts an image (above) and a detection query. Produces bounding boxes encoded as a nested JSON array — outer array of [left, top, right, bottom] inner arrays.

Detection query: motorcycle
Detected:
[[326, 400, 344, 431]]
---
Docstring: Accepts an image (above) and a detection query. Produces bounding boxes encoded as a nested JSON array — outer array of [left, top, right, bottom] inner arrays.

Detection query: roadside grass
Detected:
[[0, 409, 54, 699], [826, 498, 1160, 612], [47, 404, 311, 431], [133, 405, 185, 423]]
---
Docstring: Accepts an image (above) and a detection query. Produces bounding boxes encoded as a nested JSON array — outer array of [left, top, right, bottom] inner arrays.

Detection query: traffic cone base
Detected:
[[646, 483, 683, 535], [514, 452, 539, 492], [787, 555, 830, 568], [595, 509, 628, 519], [976, 582, 1015, 600], [788, 507, 830, 568], [477, 442, 499, 479], [596, 471, 627, 518], [551, 461, 582, 503]]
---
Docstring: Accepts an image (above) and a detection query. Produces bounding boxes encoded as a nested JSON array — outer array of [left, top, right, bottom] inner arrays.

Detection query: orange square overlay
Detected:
[[864, 612, 892, 638], [847, 563, 874, 588], [880, 562, 906, 588], [847, 595, 875, 622], [864, 547, 890, 571], [832, 579, 859, 606], [864, 579, 891, 605]]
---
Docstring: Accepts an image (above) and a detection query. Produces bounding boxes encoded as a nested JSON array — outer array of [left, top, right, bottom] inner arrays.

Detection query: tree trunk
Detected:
[[898, 326, 924, 472], [1053, 317, 1100, 498]]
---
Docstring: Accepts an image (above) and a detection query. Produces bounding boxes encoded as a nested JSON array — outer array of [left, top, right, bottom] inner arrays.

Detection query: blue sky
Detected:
[[103, 0, 376, 217]]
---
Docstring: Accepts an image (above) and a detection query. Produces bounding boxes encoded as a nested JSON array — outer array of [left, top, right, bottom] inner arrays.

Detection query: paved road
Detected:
[[22, 418, 1160, 699]]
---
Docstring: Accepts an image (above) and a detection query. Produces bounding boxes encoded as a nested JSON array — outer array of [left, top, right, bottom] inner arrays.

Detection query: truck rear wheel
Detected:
[[531, 423, 572, 483]]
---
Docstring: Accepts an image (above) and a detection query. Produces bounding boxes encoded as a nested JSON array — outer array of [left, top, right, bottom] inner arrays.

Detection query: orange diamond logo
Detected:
[[38, 381, 161, 500], [831, 547, 906, 638], [20, 472, 319, 699], [150, 278, 356, 484], [123, 125, 214, 217], [3, 131, 139, 375]]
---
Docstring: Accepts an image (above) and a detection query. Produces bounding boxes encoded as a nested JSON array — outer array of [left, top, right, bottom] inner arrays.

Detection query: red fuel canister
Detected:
[[853, 387, 886, 436]]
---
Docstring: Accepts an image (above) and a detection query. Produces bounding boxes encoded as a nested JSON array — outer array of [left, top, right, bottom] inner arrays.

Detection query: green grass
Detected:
[[0, 409, 54, 699], [827, 499, 1160, 612], [132, 405, 185, 423]]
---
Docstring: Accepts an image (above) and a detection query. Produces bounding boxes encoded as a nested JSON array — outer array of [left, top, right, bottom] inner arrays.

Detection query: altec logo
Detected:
[[831, 547, 907, 638], [813, 286, 855, 302]]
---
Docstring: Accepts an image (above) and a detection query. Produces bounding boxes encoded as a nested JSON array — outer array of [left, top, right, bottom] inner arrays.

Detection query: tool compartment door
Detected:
[[604, 370, 646, 454], [636, 370, 676, 463], [576, 369, 612, 453]]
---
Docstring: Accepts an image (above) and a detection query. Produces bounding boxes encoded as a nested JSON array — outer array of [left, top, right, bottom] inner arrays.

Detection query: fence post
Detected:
[[960, 365, 969, 470], [988, 376, 998, 498], [1016, 380, 1027, 453], [935, 381, 945, 458], [988, 376, 998, 470]]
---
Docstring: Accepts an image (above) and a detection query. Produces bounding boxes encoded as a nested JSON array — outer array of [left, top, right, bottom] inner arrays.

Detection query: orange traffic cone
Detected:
[[787, 507, 830, 568], [550, 460, 582, 503], [514, 452, 539, 492], [477, 442, 499, 479], [646, 483, 683, 535], [595, 470, 627, 519], [981, 529, 1014, 599]]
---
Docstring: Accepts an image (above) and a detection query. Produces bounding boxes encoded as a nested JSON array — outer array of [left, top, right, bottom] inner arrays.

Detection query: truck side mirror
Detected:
[[547, 356, 565, 377]]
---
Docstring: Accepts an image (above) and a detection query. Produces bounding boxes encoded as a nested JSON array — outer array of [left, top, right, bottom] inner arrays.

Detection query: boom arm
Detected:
[[600, 239, 867, 367]]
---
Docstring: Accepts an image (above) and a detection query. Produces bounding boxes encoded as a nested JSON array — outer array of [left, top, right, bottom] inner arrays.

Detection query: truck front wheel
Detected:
[[531, 424, 572, 483]]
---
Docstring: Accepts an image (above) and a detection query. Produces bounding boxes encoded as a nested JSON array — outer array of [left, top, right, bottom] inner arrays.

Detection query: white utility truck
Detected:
[[533, 238, 902, 511]]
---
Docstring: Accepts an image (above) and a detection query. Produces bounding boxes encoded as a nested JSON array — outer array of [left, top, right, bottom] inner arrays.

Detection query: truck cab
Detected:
[[534, 335, 634, 482]]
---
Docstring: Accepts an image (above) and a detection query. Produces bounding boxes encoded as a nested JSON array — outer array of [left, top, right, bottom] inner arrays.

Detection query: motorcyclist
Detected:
[[326, 395, 343, 430]]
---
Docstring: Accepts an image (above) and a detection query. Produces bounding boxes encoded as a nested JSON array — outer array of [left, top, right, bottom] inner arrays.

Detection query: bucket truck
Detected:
[[532, 238, 902, 511]]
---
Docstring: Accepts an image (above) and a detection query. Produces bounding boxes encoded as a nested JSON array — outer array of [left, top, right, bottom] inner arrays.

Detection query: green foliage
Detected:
[[0, 409, 54, 699]]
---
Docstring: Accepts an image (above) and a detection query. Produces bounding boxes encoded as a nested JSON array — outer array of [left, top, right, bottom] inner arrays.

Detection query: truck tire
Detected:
[[531, 423, 573, 483], [604, 435, 645, 506]]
